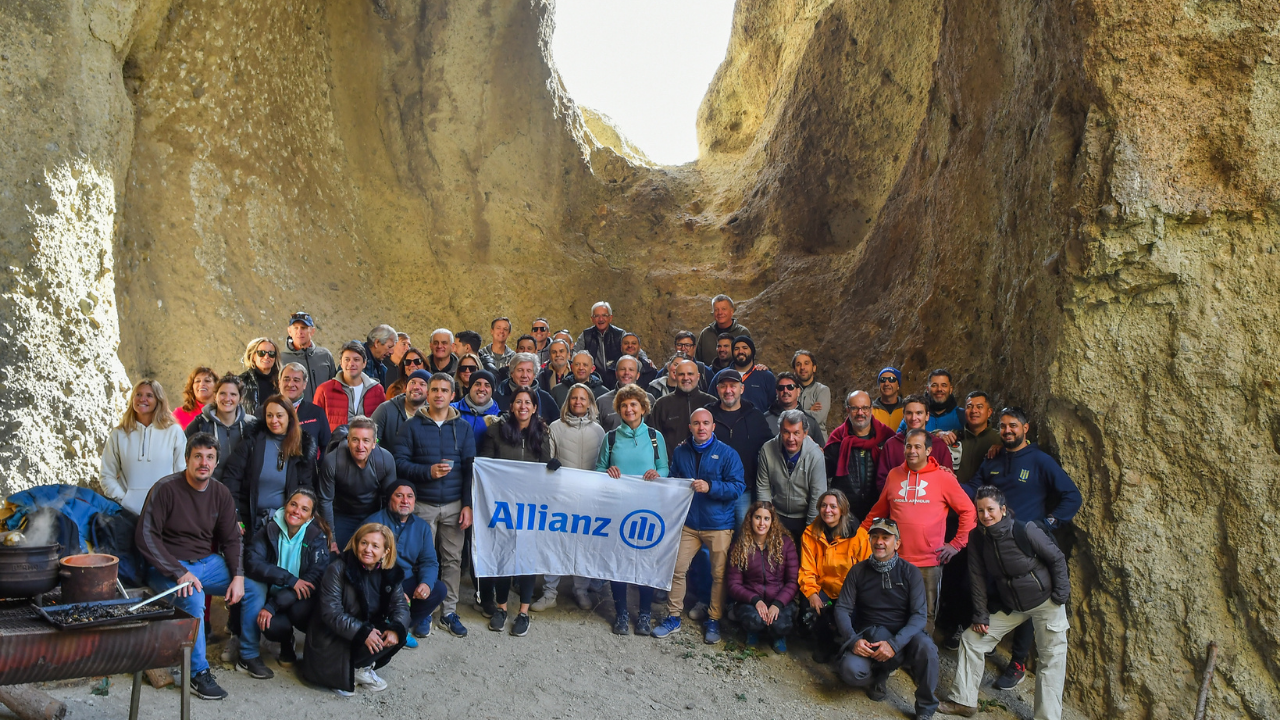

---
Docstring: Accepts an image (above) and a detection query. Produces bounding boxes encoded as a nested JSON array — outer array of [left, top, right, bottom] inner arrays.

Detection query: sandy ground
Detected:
[[17, 583, 1087, 720]]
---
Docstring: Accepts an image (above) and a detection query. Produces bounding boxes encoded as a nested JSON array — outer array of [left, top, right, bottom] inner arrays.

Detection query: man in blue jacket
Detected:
[[365, 481, 446, 644], [652, 408, 745, 644], [393, 372, 477, 639], [964, 406, 1082, 691]]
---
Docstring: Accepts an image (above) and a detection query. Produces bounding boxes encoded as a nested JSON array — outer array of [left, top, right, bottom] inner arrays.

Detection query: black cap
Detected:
[[713, 369, 743, 386]]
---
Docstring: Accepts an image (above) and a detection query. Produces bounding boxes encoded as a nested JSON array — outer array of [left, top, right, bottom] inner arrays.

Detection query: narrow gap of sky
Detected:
[[550, 0, 738, 166]]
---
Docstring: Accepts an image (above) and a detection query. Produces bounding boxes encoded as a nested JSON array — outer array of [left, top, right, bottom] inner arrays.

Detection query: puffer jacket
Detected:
[[726, 534, 800, 607], [969, 515, 1069, 624], [219, 426, 317, 532], [549, 413, 606, 470], [669, 436, 744, 531], [798, 522, 872, 599], [481, 416, 554, 463], [317, 438, 397, 530], [393, 406, 476, 507], [244, 517, 330, 614], [238, 369, 279, 413], [303, 552, 409, 693], [756, 436, 826, 525], [314, 373, 387, 432]]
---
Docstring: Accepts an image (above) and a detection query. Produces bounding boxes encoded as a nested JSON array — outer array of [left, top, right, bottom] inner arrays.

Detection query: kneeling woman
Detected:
[[726, 502, 799, 654], [939, 486, 1070, 720], [303, 524, 410, 697], [239, 488, 332, 678]]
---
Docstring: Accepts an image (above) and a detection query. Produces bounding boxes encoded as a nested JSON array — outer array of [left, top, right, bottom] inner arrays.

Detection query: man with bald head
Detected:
[[652, 409, 745, 643], [649, 359, 716, 455], [824, 390, 896, 522]]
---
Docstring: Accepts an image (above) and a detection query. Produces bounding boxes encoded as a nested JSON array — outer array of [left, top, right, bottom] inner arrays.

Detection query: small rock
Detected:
[[623, 667, 635, 675], [685, 703, 695, 710]]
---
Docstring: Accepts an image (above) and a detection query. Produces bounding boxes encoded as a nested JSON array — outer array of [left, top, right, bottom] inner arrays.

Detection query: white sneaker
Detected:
[[332, 688, 354, 697], [530, 594, 557, 612], [353, 666, 388, 692]]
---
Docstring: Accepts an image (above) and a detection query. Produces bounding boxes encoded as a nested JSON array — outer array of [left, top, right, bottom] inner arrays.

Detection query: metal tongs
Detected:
[[127, 581, 192, 612]]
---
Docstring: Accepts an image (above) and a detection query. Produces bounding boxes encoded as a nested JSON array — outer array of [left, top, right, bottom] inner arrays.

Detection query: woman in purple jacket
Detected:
[[726, 501, 800, 654]]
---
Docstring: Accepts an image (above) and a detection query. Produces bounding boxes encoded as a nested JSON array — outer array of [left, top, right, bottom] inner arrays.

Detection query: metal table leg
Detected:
[[181, 645, 191, 720], [129, 671, 142, 720]]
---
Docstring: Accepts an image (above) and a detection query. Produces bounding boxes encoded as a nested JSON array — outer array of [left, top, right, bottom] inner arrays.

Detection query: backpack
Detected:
[[603, 426, 660, 468]]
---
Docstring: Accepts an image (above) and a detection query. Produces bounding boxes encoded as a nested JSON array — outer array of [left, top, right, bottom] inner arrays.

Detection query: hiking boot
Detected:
[[488, 608, 508, 632], [771, 637, 788, 654], [686, 602, 709, 621], [866, 676, 887, 702], [353, 666, 387, 692], [439, 612, 468, 637], [703, 619, 721, 644], [573, 590, 592, 610], [237, 656, 274, 679], [634, 613, 652, 636], [277, 641, 297, 666], [943, 626, 964, 651], [530, 594, 557, 612], [993, 660, 1026, 689], [511, 613, 531, 637], [651, 616, 681, 638], [480, 599, 498, 618], [413, 618, 432, 638], [937, 700, 978, 717], [612, 612, 631, 635], [190, 669, 228, 700]]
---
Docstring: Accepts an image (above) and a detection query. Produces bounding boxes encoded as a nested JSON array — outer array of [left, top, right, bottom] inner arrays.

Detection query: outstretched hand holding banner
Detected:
[[471, 458, 694, 590]]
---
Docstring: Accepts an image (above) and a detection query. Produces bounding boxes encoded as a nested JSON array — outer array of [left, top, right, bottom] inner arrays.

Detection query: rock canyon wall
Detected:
[[2, 0, 1278, 716]]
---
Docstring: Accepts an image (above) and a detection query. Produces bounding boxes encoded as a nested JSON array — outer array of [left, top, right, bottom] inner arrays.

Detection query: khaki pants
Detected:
[[667, 527, 732, 620], [919, 564, 942, 635], [414, 500, 465, 616], [951, 598, 1069, 720]]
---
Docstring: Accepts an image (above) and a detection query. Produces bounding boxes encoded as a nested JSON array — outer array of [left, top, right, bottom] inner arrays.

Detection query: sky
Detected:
[[549, 0, 738, 166]]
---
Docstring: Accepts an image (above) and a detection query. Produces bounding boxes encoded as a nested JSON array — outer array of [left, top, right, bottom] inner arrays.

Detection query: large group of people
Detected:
[[97, 296, 1081, 720]]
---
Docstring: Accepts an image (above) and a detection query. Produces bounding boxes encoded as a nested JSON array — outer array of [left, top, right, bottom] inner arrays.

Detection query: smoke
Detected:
[[21, 508, 59, 547]]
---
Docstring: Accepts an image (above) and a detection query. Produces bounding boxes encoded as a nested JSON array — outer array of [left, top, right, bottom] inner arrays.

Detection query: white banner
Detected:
[[471, 457, 694, 590]]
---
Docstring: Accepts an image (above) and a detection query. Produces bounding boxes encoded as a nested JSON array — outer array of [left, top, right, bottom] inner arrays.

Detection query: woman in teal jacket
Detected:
[[594, 384, 669, 636]]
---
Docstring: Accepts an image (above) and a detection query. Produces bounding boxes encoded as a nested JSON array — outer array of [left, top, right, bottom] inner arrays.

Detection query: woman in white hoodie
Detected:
[[99, 380, 187, 514]]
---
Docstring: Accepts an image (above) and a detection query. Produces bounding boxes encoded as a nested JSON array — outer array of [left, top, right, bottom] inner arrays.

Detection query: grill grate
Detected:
[[0, 602, 53, 635]]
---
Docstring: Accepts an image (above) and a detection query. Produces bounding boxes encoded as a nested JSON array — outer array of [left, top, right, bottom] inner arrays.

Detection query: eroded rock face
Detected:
[[1, 0, 1278, 716]]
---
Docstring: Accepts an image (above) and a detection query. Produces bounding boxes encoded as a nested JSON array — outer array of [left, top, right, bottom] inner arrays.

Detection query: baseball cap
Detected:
[[289, 311, 315, 328], [713, 369, 744, 386], [867, 517, 899, 539]]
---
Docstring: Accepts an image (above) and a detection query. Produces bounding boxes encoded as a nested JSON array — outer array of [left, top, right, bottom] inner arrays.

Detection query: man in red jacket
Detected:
[[876, 395, 955, 490], [314, 340, 387, 432], [862, 429, 975, 635]]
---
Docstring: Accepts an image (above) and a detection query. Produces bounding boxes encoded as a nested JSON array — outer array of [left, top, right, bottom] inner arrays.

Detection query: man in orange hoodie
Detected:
[[861, 428, 975, 635]]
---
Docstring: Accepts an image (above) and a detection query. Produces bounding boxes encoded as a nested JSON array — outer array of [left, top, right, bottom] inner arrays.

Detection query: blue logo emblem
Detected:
[[620, 510, 665, 550]]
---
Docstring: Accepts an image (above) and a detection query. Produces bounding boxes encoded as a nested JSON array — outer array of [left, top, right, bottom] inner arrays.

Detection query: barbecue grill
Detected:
[[0, 595, 199, 720]]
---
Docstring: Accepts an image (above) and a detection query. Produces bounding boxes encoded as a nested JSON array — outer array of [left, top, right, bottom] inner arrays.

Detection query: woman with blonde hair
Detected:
[[304, 523, 409, 697], [174, 366, 216, 428], [239, 337, 280, 411], [99, 380, 186, 514], [798, 489, 871, 663]]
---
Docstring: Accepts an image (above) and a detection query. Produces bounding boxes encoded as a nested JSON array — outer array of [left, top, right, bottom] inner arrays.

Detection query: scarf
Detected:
[[869, 553, 899, 589], [693, 435, 715, 452], [826, 416, 895, 477], [273, 508, 310, 578], [464, 395, 495, 414]]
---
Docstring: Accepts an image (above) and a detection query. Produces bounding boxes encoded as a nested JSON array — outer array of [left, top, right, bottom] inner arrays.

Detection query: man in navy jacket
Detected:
[[652, 408, 745, 644], [365, 481, 446, 641]]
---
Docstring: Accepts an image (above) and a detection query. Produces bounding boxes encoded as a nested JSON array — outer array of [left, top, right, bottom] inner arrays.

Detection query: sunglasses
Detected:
[[404, 357, 425, 367], [532, 327, 549, 333], [458, 365, 478, 373], [871, 517, 898, 526], [878, 376, 898, 383], [776, 384, 798, 392], [256, 350, 277, 358]]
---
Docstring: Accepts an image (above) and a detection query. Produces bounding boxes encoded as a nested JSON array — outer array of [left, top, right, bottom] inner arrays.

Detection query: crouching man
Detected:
[[833, 518, 939, 720], [364, 481, 448, 646]]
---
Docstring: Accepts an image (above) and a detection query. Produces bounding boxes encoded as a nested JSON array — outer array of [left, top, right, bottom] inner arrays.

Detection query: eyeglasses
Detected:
[[404, 358, 425, 367], [675, 341, 695, 349], [776, 384, 798, 392], [878, 376, 898, 383], [458, 365, 478, 373], [256, 350, 277, 358], [848, 406, 872, 414]]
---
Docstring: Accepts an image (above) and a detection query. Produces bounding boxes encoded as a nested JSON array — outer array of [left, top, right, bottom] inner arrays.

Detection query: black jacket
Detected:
[[219, 426, 316, 532], [493, 379, 560, 424], [706, 400, 774, 494], [650, 388, 717, 456], [968, 516, 1069, 624], [549, 372, 608, 408], [293, 400, 331, 462], [481, 417, 554, 463], [317, 438, 397, 530], [244, 520, 331, 614], [238, 369, 278, 412], [834, 557, 928, 654], [303, 553, 410, 692]]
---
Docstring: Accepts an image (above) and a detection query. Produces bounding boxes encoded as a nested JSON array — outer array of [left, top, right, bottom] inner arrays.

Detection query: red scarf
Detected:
[[824, 417, 894, 477]]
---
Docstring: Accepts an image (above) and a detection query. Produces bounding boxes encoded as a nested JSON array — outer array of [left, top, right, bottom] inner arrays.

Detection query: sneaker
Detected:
[[651, 616, 681, 638], [866, 676, 887, 701], [480, 599, 498, 618], [745, 632, 759, 646], [236, 656, 274, 679], [511, 613, 531, 637], [943, 626, 964, 651], [220, 637, 236, 663], [937, 700, 977, 717], [634, 613, 652, 636], [353, 666, 388, 692], [771, 637, 788, 654], [439, 613, 468, 638], [993, 660, 1026, 689], [530, 594, 557, 612], [612, 612, 631, 635], [404, 633, 419, 649], [278, 642, 297, 666], [703, 619, 721, 644], [687, 602, 709, 621], [412, 618, 433, 638], [573, 590, 592, 610], [190, 669, 228, 700], [488, 609, 508, 632], [332, 688, 354, 697]]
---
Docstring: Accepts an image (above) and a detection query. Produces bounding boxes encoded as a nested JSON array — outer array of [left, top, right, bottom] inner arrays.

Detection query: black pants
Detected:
[[838, 627, 939, 717], [777, 515, 807, 551], [1010, 619, 1034, 663], [937, 546, 972, 634], [735, 602, 794, 638], [350, 634, 406, 671], [260, 597, 315, 643], [611, 583, 655, 617], [479, 575, 534, 606]]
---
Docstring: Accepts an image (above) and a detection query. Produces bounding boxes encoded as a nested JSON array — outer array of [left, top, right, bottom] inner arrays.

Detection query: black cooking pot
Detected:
[[0, 544, 62, 598]]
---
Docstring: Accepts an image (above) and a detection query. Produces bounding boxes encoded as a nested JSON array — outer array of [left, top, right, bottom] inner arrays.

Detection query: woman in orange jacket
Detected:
[[798, 489, 871, 662]]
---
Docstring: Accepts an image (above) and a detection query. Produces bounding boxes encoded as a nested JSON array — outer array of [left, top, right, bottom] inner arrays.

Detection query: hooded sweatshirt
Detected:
[[876, 429, 956, 490], [185, 405, 257, 481], [314, 372, 387, 432], [100, 422, 188, 514], [861, 457, 976, 568], [966, 442, 1082, 525]]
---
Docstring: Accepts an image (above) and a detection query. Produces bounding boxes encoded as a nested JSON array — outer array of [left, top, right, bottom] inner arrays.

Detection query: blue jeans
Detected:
[[733, 491, 752, 529], [333, 514, 366, 552], [148, 555, 231, 674]]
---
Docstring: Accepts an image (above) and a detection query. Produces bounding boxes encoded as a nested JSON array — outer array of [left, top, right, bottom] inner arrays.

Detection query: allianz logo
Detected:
[[487, 502, 665, 550]]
